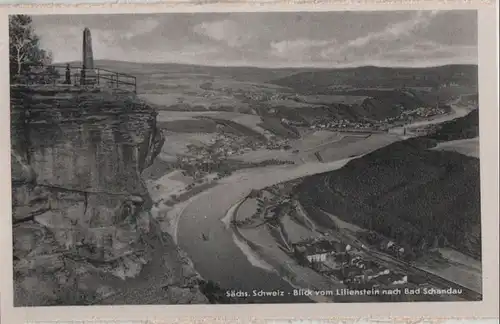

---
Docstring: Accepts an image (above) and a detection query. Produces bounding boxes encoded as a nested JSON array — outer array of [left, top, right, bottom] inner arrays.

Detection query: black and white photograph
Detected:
[[9, 9, 483, 307]]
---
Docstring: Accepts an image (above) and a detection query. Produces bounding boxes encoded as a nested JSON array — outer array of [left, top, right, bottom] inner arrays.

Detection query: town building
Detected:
[[293, 239, 346, 264]]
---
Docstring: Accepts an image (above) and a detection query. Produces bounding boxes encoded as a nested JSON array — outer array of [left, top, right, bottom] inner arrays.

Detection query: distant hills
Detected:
[[79, 60, 478, 138], [270, 64, 478, 94], [72, 60, 478, 88], [86, 60, 308, 83], [294, 110, 481, 260]]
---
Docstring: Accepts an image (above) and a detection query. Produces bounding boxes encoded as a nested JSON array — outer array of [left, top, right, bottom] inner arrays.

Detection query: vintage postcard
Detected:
[[0, 1, 498, 323]]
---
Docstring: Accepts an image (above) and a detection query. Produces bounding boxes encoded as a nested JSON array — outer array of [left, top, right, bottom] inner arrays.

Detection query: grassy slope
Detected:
[[295, 110, 481, 259]]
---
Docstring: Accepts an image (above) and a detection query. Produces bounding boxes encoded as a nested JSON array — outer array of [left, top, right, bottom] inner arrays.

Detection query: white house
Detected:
[[307, 253, 327, 263]]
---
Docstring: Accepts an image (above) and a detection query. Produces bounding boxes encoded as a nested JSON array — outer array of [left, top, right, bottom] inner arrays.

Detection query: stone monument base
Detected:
[[80, 69, 98, 86]]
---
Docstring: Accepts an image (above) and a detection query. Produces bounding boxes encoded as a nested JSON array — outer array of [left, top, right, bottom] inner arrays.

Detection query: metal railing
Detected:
[[11, 64, 137, 94]]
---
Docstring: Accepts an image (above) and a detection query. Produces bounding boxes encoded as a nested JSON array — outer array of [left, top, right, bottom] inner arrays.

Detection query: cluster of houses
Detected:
[[241, 92, 290, 102], [175, 131, 295, 180], [309, 119, 380, 132], [292, 238, 408, 288], [281, 118, 309, 128], [179, 133, 255, 164], [380, 104, 447, 126], [363, 231, 412, 260], [380, 241, 406, 258], [292, 239, 350, 264], [400, 106, 447, 119], [178, 130, 293, 173], [439, 82, 460, 88], [265, 138, 291, 150]]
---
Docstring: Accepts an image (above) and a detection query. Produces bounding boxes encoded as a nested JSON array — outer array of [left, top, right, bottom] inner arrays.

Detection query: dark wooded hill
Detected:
[[270, 65, 478, 94], [294, 110, 481, 260]]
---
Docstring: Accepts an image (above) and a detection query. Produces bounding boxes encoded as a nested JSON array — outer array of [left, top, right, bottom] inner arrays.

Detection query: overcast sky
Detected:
[[30, 10, 477, 68]]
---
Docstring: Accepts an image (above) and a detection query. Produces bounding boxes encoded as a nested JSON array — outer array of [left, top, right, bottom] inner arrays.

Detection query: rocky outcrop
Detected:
[[11, 86, 207, 306]]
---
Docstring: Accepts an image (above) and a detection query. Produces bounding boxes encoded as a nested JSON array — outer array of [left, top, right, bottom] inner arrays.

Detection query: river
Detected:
[[175, 100, 476, 303], [176, 160, 354, 303]]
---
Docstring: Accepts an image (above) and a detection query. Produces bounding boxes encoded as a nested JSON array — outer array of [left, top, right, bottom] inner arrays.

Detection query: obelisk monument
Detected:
[[80, 27, 97, 85]]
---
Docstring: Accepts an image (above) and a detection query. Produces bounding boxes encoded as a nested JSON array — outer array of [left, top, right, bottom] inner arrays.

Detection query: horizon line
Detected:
[[54, 59, 479, 70]]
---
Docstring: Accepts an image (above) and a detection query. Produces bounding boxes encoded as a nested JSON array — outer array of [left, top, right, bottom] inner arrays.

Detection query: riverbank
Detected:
[[169, 102, 480, 304], [227, 197, 341, 303]]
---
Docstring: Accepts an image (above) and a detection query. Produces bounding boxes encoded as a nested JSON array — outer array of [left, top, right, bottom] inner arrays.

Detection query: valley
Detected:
[[117, 61, 482, 303]]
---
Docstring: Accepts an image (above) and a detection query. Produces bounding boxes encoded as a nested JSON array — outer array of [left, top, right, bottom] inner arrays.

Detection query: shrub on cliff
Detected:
[[197, 279, 235, 304], [9, 15, 54, 82]]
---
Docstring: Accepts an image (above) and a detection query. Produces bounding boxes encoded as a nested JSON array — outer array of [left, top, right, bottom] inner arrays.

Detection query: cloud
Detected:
[[32, 11, 476, 68], [263, 11, 451, 66], [122, 18, 160, 40], [35, 25, 101, 62], [350, 11, 438, 48], [270, 39, 337, 60], [321, 11, 440, 60], [386, 41, 477, 62], [48, 28, 220, 64], [193, 19, 252, 48]]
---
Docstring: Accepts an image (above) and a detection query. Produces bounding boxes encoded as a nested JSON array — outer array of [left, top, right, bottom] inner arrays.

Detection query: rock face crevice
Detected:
[[11, 86, 207, 306]]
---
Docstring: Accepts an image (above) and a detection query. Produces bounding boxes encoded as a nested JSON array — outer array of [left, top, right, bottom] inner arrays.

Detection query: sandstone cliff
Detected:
[[11, 86, 207, 306]]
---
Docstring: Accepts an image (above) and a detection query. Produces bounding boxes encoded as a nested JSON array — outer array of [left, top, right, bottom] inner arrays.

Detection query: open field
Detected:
[[140, 92, 253, 112], [415, 248, 482, 293], [134, 69, 295, 114], [147, 170, 190, 203], [198, 78, 290, 93], [216, 113, 268, 134], [157, 111, 223, 122], [431, 137, 479, 158], [230, 149, 296, 163], [290, 130, 343, 151], [316, 208, 365, 233], [297, 94, 369, 105], [158, 119, 218, 133], [142, 158, 175, 181], [302, 134, 369, 153], [259, 117, 300, 138], [157, 111, 267, 135], [281, 214, 322, 243], [159, 133, 217, 159], [438, 248, 482, 271], [316, 133, 400, 162], [264, 99, 324, 109]]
